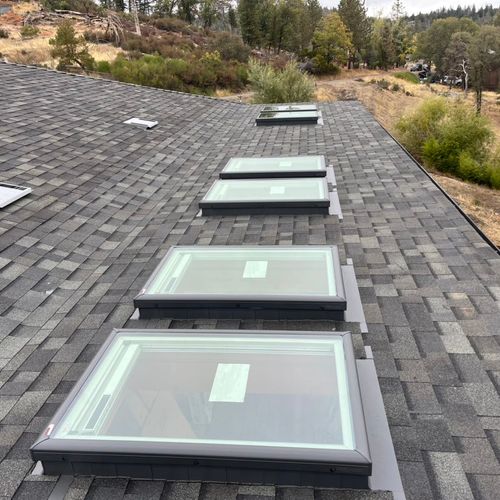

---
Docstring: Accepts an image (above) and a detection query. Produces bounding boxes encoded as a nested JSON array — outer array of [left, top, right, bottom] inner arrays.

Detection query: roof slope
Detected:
[[0, 62, 499, 500]]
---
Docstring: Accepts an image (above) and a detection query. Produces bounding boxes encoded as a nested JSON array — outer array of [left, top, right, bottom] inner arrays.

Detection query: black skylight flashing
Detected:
[[256, 110, 319, 126], [219, 156, 327, 179], [134, 245, 347, 320], [30, 329, 371, 488], [199, 178, 330, 216]]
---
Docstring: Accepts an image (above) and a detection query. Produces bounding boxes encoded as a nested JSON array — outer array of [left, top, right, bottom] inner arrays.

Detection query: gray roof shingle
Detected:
[[0, 62, 499, 499]]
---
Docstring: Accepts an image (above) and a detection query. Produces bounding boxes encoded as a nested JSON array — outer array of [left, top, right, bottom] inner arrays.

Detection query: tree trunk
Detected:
[[130, 0, 141, 36]]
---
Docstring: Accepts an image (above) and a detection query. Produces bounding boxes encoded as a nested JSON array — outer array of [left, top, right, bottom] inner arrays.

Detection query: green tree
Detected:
[[416, 17, 479, 74], [238, 0, 264, 47], [312, 12, 353, 69], [370, 18, 396, 70], [49, 20, 95, 71], [469, 25, 500, 113], [338, 0, 370, 67], [443, 31, 473, 91]]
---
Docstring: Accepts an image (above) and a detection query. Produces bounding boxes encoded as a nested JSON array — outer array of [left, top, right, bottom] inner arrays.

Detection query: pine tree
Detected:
[[338, 0, 370, 68]]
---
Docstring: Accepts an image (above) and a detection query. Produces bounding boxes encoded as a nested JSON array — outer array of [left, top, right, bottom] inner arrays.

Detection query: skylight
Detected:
[[0, 182, 31, 208], [199, 178, 329, 215], [134, 245, 346, 319], [123, 118, 158, 129], [256, 110, 319, 126], [262, 104, 318, 112], [31, 329, 371, 487], [220, 156, 327, 179]]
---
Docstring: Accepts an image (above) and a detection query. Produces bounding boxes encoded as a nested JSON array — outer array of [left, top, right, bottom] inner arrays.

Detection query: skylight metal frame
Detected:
[[256, 110, 320, 126], [30, 329, 372, 487], [199, 177, 330, 215], [0, 182, 32, 208], [219, 156, 327, 179], [134, 245, 346, 319]]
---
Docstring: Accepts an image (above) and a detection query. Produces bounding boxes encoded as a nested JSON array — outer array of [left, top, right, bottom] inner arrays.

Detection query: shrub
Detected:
[[209, 32, 251, 63], [248, 59, 315, 104], [108, 54, 247, 94], [152, 17, 193, 35], [421, 104, 492, 174], [83, 30, 115, 44], [391, 83, 401, 92], [394, 71, 419, 84], [20, 25, 40, 39], [396, 98, 448, 155], [376, 79, 390, 90], [95, 60, 111, 73], [397, 97, 497, 187], [311, 54, 341, 75], [0, 28, 9, 39]]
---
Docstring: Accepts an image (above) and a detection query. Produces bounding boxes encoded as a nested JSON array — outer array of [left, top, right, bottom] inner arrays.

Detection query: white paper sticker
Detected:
[[270, 186, 286, 195], [209, 363, 250, 403], [243, 260, 268, 278], [279, 161, 292, 167]]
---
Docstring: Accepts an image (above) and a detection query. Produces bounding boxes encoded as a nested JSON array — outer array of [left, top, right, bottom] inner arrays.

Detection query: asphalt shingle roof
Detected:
[[0, 62, 499, 500]]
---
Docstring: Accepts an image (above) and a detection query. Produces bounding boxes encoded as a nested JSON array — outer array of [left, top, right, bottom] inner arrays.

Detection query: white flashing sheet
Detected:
[[124, 118, 158, 129]]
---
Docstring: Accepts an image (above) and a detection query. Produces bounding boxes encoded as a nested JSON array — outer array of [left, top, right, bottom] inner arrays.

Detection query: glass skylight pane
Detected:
[[262, 104, 318, 112], [51, 331, 356, 452], [221, 156, 326, 178], [259, 111, 318, 119], [203, 178, 326, 203], [145, 246, 337, 297]]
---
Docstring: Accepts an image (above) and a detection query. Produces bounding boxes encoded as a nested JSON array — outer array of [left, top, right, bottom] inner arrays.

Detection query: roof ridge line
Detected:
[[0, 60, 250, 106]]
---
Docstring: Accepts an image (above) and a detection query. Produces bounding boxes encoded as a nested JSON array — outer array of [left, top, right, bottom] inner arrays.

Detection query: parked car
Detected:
[[410, 63, 423, 72]]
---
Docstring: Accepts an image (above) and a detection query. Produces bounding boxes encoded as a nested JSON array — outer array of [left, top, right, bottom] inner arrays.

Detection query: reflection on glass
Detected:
[[262, 105, 318, 112], [258, 111, 319, 119], [53, 332, 355, 451], [145, 247, 337, 296], [223, 156, 325, 174], [203, 178, 326, 202]]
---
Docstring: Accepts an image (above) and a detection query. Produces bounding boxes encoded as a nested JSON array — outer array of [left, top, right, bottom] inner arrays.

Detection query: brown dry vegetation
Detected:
[[315, 70, 500, 246], [0, 2, 123, 67]]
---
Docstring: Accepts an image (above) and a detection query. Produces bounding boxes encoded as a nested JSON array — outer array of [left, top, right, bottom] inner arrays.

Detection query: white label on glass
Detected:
[[209, 363, 250, 403], [270, 186, 286, 195], [279, 161, 292, 167], [243, 260, 268, 278]]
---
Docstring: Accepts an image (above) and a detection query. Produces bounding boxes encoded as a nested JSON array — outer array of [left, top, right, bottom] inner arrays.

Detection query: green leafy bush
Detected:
[[391, 83, 401, 92], [394, 71, 419, 84], [396, 97, 497, 188], [95, 60, 111, 73], [0, 28, 9, 39], [248, 59, 315, 104], [209, 32, 251, 63], [20, 25, 40, 39], [376, 79, 390, 90]]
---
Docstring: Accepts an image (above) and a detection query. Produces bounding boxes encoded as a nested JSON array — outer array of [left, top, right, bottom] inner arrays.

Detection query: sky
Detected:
[[319, 1, 497, 17]]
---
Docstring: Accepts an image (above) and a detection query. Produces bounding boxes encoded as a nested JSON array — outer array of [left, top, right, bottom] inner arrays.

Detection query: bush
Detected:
[[95, 60, 111, 73], [376, 79, 390, 90], [394, 71, 419, 84], [397, 97, 497, 187], [0, 28, 9, 39], [421, 104, 492, 174], [20, 25, 40, 39], [248, 59, 315, 104], [83, 30, 115, 44], [209, 32, 251, 63], [391, 83, 401, 92], [152, 17, 194, 35], [311, 54, 341, 75], [108, 53, 247, 94]]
